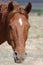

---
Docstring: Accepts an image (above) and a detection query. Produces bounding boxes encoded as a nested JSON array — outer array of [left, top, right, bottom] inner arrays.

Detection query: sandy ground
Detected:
[[0, 15, 43, 65]]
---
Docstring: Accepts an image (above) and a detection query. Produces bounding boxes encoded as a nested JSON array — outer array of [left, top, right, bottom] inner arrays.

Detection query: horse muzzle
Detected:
[[13, 51, 27, 63]]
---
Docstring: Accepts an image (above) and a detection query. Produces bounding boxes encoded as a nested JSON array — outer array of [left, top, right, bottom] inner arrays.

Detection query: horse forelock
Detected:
[[8, 5, 28, 20]]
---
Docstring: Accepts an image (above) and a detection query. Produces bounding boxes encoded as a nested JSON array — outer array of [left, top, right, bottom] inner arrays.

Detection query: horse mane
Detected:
[[0, 3, 8, 13]]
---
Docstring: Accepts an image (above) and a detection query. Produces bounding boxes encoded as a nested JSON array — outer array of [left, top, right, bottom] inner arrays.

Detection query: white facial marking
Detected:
[[19, 18, 23, 26]]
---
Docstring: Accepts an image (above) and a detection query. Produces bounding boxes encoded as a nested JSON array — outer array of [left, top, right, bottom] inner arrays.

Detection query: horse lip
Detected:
[[14, 57, 24, 63], [15, 59, 23, 63]]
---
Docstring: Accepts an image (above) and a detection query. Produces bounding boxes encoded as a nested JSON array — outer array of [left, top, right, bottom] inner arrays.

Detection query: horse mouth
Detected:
[[15, 59, 23, 63], [14, 57, 25, 63]]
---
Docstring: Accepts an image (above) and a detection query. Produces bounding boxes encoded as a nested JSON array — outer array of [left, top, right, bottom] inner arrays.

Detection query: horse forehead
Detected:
[[19, 18, 23, 26]]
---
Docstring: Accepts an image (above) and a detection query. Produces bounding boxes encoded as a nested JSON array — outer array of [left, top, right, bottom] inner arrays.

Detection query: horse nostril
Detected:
[[15, 52, 17, 56]]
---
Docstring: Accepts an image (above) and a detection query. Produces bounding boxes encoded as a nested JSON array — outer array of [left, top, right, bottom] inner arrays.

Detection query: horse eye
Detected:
[[9, 25, 12, 30]]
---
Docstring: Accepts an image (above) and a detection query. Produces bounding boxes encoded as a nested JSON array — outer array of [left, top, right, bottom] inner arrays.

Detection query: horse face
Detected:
[[7, 2, 32, 63]]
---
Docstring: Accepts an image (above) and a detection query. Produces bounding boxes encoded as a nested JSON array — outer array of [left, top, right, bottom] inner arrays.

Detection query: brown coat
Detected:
[[0, 3, 7, 44]]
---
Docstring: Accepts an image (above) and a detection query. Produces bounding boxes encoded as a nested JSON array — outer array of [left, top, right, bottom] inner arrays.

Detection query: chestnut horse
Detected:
[[0, 2, 32, 63]]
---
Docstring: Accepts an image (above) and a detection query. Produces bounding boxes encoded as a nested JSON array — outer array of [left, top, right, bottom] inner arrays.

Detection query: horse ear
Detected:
[[25, 2, 32, 14], [8, 1, 14, 12]]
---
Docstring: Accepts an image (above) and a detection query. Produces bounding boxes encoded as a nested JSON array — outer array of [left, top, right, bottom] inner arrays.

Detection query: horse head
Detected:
[[6, 1, 32, 63]]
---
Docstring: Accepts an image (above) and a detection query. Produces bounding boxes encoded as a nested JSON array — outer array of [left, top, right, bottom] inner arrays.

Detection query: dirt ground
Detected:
[[0, 15, 43, 65]]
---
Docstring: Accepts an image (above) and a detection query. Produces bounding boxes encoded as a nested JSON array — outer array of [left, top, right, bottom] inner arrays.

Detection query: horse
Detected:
[[0, 2, 32, 63]]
